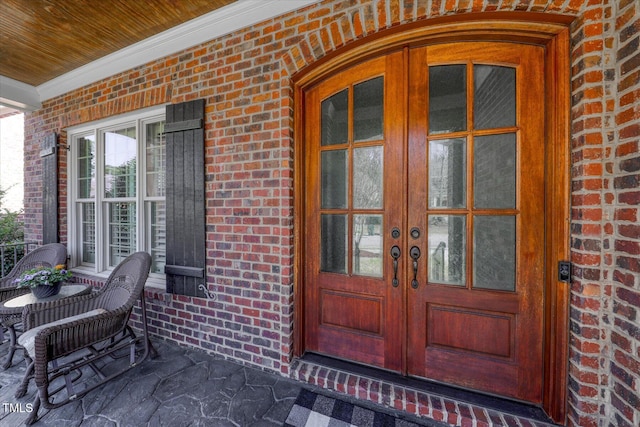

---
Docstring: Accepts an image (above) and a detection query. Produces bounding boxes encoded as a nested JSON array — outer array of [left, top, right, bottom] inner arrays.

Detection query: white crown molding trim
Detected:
[[0, 76, 42, 112], [33, 0, 316, 104]]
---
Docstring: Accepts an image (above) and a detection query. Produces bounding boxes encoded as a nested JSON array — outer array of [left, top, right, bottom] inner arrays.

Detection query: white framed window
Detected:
[[67, 107, 166, 281]]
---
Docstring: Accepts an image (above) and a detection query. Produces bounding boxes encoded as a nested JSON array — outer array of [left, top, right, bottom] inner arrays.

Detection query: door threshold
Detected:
[[292, 353, 559, 426]]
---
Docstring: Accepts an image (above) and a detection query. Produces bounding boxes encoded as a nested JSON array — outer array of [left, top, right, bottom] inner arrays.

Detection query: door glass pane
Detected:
[[474, 133, 516, 209], [104, 127, 137, 198], [428, 215, 466, 286], [429, 65, 466, 134], [429, 138, 466, 208], [474, 65, 516, 130], [353, 146, 383, 209], [353, 77, 383, 142], [77, 135, 96, 198], [353, 215, 382, 277], [474, 216, 516, 291], [321, 150, 347, 209], [146, 121, 166, 197], [321, 89, 348, 146], [108, 201, 136, 267], [321, 214, 347, 274]]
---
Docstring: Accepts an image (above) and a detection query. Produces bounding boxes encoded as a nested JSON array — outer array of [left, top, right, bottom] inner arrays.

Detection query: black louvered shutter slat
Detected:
[[165, 99, 206, 297], [41, 132, 58, 244]]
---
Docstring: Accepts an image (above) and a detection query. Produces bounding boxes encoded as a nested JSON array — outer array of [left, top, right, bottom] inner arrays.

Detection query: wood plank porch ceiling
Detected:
[[0, 0, 237, 87]]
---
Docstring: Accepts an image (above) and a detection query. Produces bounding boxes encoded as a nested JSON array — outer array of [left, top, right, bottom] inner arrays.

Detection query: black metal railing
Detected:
[[0, 242, 39, 277]]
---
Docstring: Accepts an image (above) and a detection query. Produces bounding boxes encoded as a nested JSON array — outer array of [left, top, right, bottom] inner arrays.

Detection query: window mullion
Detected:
[[137, 118, 145, 254], [96, 130, 105, 273]]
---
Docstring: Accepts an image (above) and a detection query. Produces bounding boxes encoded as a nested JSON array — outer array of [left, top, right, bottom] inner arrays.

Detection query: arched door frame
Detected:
[[293, 12, 573, 423]]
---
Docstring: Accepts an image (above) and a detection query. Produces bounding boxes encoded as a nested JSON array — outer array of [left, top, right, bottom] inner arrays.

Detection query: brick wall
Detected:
[[609, 0, 639, 426], [568, 2, 612, 426], [568, 0, 640, 426], [21, 1, 638, 426]]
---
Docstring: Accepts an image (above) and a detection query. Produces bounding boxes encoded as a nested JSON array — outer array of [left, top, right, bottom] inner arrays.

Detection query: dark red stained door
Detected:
[[304, 52, 406, 372], [304, 41, 546, 403], [406, 42, 546, 402]]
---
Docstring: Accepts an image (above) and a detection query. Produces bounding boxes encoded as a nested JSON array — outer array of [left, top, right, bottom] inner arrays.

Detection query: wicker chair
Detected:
[[17, 251, 156, 425], [1, 243, 67, 369]]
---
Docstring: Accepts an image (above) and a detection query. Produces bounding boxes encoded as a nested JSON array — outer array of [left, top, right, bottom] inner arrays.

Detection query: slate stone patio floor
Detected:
[[0, 337, 303, 426], [0, 336, 439, 426]]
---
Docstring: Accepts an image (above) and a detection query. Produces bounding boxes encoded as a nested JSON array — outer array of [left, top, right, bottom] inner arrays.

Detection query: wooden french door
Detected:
[[303, 52, 406, 372], [304, 42, 546, 403]]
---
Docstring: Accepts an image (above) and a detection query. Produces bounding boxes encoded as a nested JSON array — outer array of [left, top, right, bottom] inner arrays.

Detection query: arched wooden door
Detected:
[[303, 41, 546, 403]]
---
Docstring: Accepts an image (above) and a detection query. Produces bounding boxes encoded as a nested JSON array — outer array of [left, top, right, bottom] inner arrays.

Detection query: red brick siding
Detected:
[[568, 0, 640, 426], [567, 1, 611, 426], [21, 0, 638, 426], [609, 1, 640, 427]]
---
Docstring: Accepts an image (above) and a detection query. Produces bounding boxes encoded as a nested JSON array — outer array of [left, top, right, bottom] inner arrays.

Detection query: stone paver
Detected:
[[1, 336, 445, 427], [0, 338, 302, 426]]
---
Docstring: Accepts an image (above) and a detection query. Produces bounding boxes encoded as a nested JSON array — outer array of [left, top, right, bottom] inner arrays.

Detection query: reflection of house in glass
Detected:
[[428, 139, 466, 286], [429, 139, 465, 209], [319, 76, 385, 279], [427, 65, 517, 288]]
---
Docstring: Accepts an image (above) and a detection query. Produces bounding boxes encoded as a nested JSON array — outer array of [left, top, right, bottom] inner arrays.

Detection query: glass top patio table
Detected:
[[0, 283, 92, 369], [2, 284, 91, 310]]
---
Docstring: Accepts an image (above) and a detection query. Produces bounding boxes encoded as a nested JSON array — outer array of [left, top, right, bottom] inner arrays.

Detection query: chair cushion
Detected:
[[18, 309, 107, 358]]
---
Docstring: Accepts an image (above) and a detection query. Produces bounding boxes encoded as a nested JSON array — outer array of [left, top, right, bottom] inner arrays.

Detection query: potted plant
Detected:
[[14, 264, 72, 299]]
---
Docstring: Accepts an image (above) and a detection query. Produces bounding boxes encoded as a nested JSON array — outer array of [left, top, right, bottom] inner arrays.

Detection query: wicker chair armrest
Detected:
[[0, 278, 19, 290], [22, 292, 99, 330], [1, 270, 23, 287], [0, 286, 30, 301], [30, 308, 130, 387]]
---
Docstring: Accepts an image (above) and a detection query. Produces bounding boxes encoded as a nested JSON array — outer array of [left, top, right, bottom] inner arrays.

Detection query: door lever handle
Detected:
[[390, 246, 401, 287], [410, 246, 421, 289]]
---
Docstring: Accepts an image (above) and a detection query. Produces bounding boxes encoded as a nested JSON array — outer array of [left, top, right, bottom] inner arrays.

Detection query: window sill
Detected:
[[70, 266, 166, 290]]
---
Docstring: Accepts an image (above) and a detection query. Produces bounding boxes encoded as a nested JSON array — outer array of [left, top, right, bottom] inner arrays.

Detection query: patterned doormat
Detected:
[[285, 388, 431, 427]]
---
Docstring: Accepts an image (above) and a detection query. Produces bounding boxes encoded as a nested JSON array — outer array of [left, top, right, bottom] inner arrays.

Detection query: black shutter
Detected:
[[164, 99, 206, 297], [41, 132, 58, 244]]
